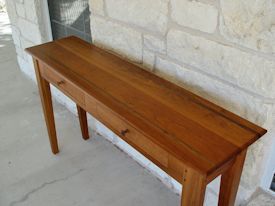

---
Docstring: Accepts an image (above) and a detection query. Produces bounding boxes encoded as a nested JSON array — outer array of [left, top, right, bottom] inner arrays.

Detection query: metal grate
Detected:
[[271, 173, 275, 192], [48, 0, 91, 42]]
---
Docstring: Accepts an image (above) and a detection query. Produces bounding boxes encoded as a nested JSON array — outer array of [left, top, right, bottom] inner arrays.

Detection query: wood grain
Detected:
[[33, 59, 59, 154], [218, 150, 247, 206], [40, 63, 85, 108], [181, 167, 206, 206], [26, 36, 268, 206], [25, 36, 267, 175], [77, 105, 89, 140]]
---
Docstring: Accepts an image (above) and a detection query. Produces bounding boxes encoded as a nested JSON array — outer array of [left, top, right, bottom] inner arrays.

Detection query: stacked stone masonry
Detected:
[[5, 0, 45, 80], [5, 0, 275, 205]]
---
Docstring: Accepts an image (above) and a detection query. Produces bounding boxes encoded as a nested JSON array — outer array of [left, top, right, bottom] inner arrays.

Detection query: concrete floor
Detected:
[[0, 13, 180, 206]]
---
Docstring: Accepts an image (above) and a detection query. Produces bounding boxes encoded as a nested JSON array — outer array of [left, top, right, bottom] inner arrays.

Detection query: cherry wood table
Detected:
[[26, 36, 267, 206]]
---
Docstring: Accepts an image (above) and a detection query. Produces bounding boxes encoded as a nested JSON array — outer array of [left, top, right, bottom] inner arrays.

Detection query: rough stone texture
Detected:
[[144, 34, 166, 54], [5, 0, 44, 90], [5, 0, 17, 23], [20, 37, 33, 50], [91, 16, 143, 62], [15, 2, 25, 18], [105, 0, 169, 34], [0, 0, 5, 12], [167, 29, 275, 99], [220, 0, 275, 54], [143, 49, 155, 70], [155, 56, 181, 82], [89, 0, 104, 16], [171, 0, 218, 33], [24, 0, 39, 23], [246, 189, 275, 206], [17, 18, 41, 44], [6, 0, 44, 63], [247, 194, 275, 206], [11, 25, 21, 47]]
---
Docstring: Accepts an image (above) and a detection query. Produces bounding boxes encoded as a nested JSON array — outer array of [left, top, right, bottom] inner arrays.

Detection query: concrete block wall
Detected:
[[5, 0, 275, 205]]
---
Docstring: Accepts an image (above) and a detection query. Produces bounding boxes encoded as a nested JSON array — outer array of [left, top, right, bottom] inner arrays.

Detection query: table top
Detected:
[[26, 36, 267, 175]]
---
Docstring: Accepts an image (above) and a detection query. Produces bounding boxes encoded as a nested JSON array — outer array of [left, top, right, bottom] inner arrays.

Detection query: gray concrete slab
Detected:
[[0, 12, 180, 206]]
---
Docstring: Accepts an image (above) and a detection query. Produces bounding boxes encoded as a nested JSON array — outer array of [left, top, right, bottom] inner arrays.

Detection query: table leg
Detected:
[[218, 150, 247, 206], [77, 105, 89, 140], [33, 59, 59, 154], [181, 167, 207, 206]]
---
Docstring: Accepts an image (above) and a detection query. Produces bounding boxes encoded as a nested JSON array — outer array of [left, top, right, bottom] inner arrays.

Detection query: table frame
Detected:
[[33, 58, 248, 206]]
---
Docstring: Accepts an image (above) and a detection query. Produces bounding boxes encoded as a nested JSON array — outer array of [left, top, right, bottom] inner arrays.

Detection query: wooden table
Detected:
[[26, 36, 267, 206]]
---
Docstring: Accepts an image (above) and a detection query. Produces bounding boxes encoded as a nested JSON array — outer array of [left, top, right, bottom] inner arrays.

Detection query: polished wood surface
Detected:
[[77, 105, 89, 140], [40, 62, 85, 108], [33, 59, 59, 154], [26, 36, 267, 206], [181, 167, 206, 206], [218, 150, 247, 206]]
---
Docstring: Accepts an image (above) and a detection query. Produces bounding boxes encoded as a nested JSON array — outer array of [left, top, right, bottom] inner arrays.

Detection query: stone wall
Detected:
[[5, 0, 48, 80], [5, 0, 275, 205], [0, 0, 5, 12], [89, 0, 275, 204], [4, 0, 79, 116]]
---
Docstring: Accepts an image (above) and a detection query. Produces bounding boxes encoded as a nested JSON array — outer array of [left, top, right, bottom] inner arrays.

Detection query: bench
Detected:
[[26, 36, 267, 206]]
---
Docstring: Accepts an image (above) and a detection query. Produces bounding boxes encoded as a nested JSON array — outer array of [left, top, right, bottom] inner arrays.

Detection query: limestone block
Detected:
[[11, 25, 21, 47], [20, 37, 35, 60], [143, 49, 155, 70], [89, 0, 104, 16], [17, 56, 36, 81], [167, 29, 275, 98], [171, 0, 218, 33], [15, 46, 24, 58], [105, 0, 169, 34], [247, 190, 275, 206], [144, 34, 166, 54], [240, 132, 274, 199], [17, 18, 41, 44], [20, 37, 33, 50], [90, 17, 142, 62], [155, 56, 181, 82], [24, 0, 38, 23], [5, 0, 18, 24], [220, 0, 275, 54], [15, 2, 25, 18]]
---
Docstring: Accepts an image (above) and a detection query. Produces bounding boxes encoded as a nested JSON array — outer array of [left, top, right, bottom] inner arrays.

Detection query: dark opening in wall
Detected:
[[271, 173, 275, 192], [47, 0, 92, 42]]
